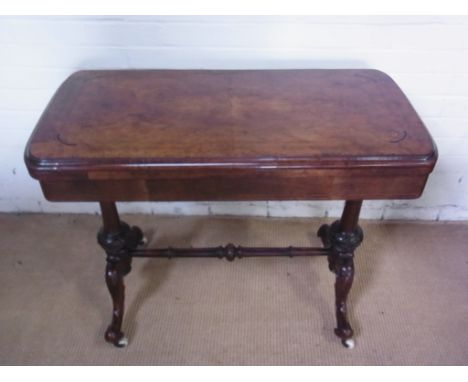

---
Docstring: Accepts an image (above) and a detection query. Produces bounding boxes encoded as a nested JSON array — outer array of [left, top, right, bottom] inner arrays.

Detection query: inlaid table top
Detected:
[[25, 69, 437, 202]]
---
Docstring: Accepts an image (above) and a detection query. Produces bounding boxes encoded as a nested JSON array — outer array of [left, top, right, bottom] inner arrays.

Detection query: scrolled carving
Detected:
[[317, 209, 363, 347], [97, 222, 143, 263], [318, 220, 363, 256], [97, 219, 143, 347], [333, 255, 355, 341]]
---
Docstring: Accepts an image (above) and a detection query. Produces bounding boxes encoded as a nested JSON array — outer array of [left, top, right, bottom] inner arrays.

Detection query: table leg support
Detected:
[[318, 200, 363, 348], [97, 202, 143, 347]]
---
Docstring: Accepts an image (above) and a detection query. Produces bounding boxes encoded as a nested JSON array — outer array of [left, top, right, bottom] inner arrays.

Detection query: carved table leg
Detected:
[[97, 202, 144, 347], [318, 200, 363, 348]]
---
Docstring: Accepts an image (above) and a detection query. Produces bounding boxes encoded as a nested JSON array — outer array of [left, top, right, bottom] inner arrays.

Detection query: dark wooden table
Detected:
[[25, 69, 437, 349]]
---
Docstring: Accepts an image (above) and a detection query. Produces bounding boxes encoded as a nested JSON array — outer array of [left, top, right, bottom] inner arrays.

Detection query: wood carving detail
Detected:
[[97, 222, 143, 264], [318, 220, 363, 256], [97, 221, 143, 347], [318, 220, 363, 347]]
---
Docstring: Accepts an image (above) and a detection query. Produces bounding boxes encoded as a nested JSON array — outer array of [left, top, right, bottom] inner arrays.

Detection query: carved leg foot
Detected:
[[104, 258, 128, 347], [98, 221, 143, 348], [332, 255, 355, 345], [318, 201, 364, 348]]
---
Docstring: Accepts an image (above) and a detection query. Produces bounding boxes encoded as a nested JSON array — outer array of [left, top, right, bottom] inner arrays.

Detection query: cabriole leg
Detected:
[[97, 202, 143, 347], [318, 200, 363, 349]]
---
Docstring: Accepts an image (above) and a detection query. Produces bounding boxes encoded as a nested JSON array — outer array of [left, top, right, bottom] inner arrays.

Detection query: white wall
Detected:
[[1, 15, 467, 220]]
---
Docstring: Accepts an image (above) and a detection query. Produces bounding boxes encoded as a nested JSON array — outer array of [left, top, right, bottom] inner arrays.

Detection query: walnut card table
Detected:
[[24, 69, 437, 348]]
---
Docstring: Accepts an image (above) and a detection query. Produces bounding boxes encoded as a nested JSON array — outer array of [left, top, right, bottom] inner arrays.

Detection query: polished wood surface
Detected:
[[25, 69, 437, 202], [26, 70, 436, 172], [39, 168, 430, 201]]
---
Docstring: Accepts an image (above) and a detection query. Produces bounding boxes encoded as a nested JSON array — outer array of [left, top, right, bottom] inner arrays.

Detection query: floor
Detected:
[[0, 213, 467, 365]]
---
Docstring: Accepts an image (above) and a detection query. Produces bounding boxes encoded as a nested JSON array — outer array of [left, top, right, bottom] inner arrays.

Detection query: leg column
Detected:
[[97, 202, 144, 347], [318, 200, 363, 348]]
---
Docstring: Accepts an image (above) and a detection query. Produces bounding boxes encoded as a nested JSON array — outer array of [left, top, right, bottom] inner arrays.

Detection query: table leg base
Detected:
[[98, 201, 364, 349], [105, 327, 128, 348], [98, 220, 143, 348], [318, 219, 363, 349]]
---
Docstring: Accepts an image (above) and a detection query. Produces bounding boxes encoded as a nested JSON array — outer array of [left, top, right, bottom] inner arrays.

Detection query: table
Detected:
[[24, 69, 437, 349]]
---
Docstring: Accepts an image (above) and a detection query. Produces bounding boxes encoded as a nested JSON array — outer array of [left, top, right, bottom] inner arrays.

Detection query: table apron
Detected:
[[40, 173, 429, 201]]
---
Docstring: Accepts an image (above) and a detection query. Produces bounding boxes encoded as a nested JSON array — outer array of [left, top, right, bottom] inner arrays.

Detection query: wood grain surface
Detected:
[[24, 69, 437, 201]]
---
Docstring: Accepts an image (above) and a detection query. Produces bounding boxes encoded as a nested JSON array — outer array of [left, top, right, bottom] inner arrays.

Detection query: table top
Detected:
[[25, 69, 437, 177]]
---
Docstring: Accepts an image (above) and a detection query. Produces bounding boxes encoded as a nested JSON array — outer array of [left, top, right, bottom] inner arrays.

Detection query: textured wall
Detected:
[[1, 16, 467, 220]]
